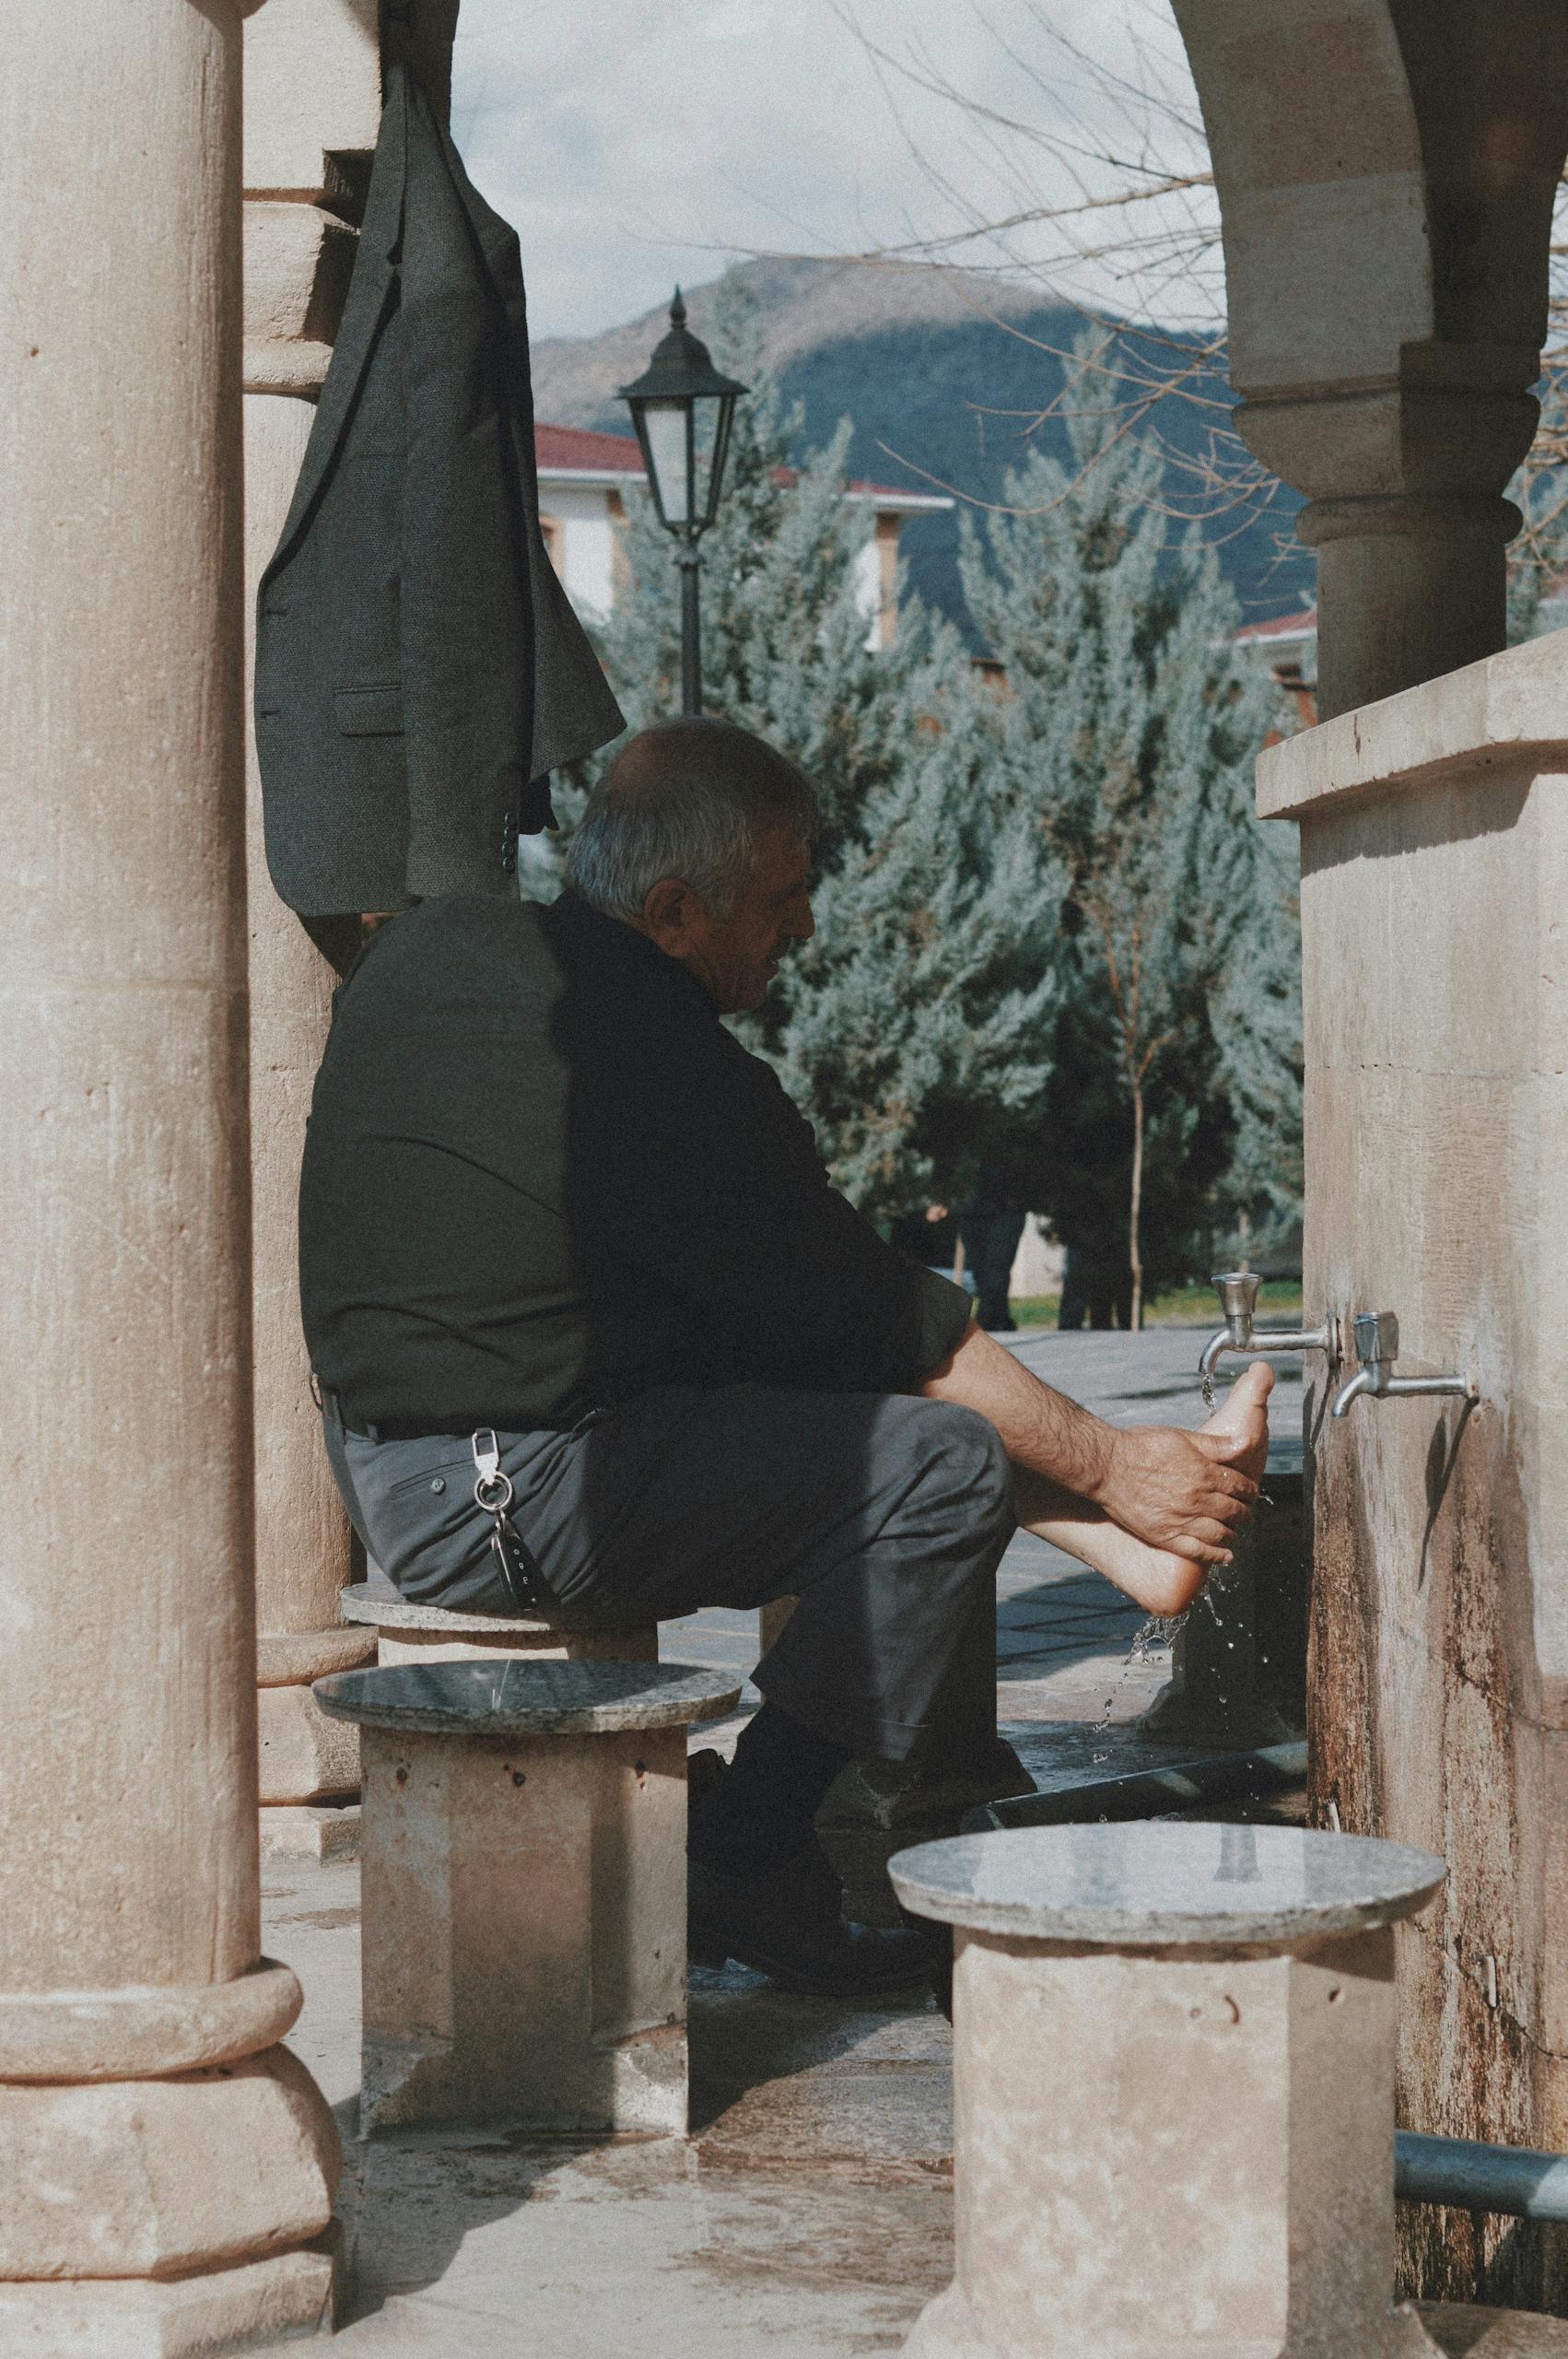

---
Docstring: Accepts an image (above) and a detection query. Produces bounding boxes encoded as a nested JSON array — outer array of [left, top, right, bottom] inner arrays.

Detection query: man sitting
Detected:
[[300, 718, 1270, 1995]]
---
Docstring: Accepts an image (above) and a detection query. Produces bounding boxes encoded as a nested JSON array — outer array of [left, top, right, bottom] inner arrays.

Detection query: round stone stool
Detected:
[[314, 1659, 740, 2138], [341, 1579, 659, 1665], [890, 1821, 1445, 2359]]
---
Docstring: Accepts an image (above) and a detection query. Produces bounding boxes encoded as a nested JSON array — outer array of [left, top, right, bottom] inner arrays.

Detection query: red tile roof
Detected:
[[533, 421, 646, 475], [532, 420, 950, 508], [1235, 604, 1318, 642]]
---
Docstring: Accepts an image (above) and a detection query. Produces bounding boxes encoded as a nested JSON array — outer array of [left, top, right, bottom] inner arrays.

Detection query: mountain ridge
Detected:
[[530, 257, 1069, 422], [531, 260, 1311, 638]]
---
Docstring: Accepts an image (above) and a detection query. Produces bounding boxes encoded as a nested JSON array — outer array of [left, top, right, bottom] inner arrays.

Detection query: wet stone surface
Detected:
[[262, 1855, 954, 2353]]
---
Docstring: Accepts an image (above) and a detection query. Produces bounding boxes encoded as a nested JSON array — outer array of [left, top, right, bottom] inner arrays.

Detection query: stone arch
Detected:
[[1172, 0, 1568, 714]]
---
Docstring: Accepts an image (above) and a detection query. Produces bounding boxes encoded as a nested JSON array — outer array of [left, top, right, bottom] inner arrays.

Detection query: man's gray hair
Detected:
[[566, 718, 819, 922]]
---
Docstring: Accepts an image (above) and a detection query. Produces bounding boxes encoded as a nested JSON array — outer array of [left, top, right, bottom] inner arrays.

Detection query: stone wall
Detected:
[[1259, 631, 1568, 2310]]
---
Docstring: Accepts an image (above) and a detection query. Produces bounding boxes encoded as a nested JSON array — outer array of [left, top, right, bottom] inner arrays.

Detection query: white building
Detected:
[[533, 421, 953, 648]]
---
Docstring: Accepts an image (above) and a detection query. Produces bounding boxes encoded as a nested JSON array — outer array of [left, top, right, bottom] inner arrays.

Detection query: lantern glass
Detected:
[[640, 398, 692, 526], [702, 392, 738, 528], [618, 291, 747, 540]]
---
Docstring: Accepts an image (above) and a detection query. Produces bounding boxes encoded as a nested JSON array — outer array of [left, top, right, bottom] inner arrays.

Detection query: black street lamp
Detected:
[[617, 288, 748, 716]]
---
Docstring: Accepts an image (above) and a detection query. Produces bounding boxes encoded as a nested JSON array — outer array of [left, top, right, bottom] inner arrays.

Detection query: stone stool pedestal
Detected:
[[891, 1821, 1445, 2359], [314, 1660, 739, 2137], [341, 1579, 659, 1666]]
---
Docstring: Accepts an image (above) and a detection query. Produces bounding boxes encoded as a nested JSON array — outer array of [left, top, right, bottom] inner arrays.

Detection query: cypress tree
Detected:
[[960, 339, 1298, 1315]]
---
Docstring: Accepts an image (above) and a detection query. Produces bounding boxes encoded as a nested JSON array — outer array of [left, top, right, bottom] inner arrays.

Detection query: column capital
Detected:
[[1234, 343, 1543, 716], [1235, 342, 1540, 513], [1298, 489, 1522, 550], [243, 198, 357, 394]]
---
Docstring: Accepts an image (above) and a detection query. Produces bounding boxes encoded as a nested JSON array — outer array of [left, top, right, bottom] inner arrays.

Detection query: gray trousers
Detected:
[[323, 1383, 1015, 1763]]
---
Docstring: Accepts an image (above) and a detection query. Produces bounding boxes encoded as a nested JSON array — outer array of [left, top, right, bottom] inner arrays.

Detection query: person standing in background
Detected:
[[1059, 1232, 1135, 1331], [957, 1168, 1026, 1334]]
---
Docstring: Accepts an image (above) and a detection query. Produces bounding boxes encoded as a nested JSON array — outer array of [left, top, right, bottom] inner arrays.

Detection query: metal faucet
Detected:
[[1199, 1271, 1335, 1385], [1330, 1312, 1478, 1418]]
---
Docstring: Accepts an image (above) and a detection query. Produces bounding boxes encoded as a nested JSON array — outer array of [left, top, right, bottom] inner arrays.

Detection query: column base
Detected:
[[0, 2047, 338, 2281], [260, 1802, 362, 1863], [362, 2017, 688, 2142], [0, 2248, 333, 2356]]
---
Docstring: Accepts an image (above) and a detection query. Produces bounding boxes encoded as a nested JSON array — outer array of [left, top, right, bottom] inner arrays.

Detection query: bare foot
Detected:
[[1019, 1362, 1275, 1617], [1202, 1358, 1272, 1484]]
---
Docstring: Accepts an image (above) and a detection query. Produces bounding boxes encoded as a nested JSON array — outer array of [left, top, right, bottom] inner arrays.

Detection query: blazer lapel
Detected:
[[261, 67, 409, 584], [411, 74, 539, 501]]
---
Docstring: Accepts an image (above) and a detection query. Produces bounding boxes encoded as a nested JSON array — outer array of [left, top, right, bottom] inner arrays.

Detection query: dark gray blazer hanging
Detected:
[[255, 65, 624, 918]]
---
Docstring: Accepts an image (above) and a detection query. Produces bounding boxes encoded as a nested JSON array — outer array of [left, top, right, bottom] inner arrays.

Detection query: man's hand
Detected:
[[920, 1323, 1270, 1568], [1091, 1425, 1260, 1567], [1012, 1365, 1276, 1612]]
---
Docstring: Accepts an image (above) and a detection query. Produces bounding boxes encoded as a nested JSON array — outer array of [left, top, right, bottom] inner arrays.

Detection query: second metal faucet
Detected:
[[1330, 1312, 1478, 1417], [1199, 1271, 1335, 1386]]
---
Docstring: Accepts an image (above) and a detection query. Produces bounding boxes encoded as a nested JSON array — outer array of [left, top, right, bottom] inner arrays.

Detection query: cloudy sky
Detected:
[[449, 0, 1212, 344]]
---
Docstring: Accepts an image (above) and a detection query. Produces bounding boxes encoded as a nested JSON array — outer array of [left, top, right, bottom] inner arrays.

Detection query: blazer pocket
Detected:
[[333, 684, 404, 738]]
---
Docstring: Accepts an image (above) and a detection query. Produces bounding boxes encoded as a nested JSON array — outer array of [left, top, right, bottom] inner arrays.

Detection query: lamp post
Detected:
[[618, 288, 748, 716]]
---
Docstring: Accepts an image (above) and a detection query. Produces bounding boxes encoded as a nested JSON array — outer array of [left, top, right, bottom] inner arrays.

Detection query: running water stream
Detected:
[[1087, 1363, 1260, 1760], [1088, 1611, 1186, 1761]]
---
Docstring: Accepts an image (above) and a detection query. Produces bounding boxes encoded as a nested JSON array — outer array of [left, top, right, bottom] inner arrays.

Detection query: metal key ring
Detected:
[[474, 1470, 515, 1514]]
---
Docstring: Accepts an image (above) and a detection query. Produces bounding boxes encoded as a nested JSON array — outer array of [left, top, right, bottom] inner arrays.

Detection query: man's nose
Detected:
[[793, 898, 816, 941]]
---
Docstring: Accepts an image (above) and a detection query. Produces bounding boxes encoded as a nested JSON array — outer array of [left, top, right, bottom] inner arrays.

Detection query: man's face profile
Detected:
[[640, 823, 815, 1015]]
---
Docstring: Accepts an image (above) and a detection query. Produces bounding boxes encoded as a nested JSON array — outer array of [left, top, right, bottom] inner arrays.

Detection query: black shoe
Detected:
[[688, 1844, 934, 1997]]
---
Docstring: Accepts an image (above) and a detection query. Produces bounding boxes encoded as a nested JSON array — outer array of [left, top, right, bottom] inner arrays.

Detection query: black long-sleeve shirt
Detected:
[[298, 892, 972, 1433]]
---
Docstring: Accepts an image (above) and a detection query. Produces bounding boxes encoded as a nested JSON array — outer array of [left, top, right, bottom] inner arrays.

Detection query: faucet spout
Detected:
[[1199, 1320, 1335, 1384], [1332, 1311, 1477, 1414]]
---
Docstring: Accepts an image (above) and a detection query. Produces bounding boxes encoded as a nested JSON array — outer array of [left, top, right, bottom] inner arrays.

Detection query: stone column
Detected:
[[1258, 651, 1568, 2314], [1236, 360, 1538, 721], [0, 3, 339, 2347], [892, 1821, 1446, 2358], [242, 1, 384, 1859]]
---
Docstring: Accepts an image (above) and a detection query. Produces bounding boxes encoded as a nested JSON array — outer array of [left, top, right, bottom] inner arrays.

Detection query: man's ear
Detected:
[[640, 875, 698, 955]]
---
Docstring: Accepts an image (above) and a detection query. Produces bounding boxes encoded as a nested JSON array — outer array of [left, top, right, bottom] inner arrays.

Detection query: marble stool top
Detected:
[[313, 1657, 742, 1738], [340, 1581, 586, 1635], [890, 1821, 1444, 1947]]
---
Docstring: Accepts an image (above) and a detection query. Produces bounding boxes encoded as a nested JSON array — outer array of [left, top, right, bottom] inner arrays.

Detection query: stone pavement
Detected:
[[259, 1326, 1304, 2353], [271, 1857, 953, 2353]]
